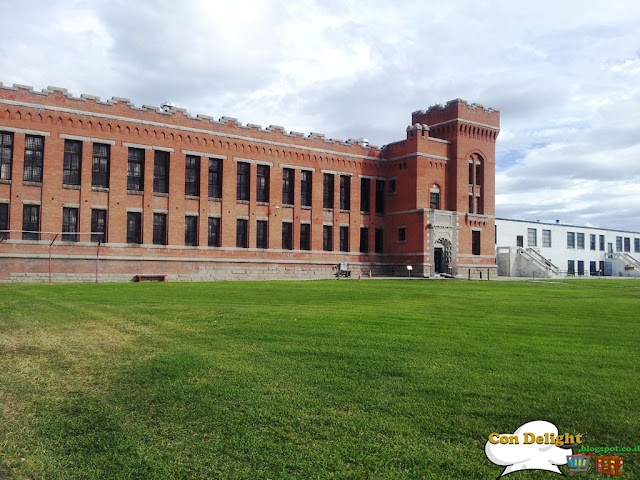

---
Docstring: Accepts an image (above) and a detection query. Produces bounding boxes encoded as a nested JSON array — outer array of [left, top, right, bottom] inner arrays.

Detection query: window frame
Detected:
[[153, 150, 169, 194], [567, 232, 576, 249], [375, 180, 385, 214], [22, 204, 40, 240], [322, 225, 333, 251], [0, 131, 13, 181], [360, 226, 369, 253], [23, 135, 44, 183], [339, 175, 350, 211], [374, 227, 384, 253], [126, 212, 142, 244], [0, 203, 8, 240], [339, 225, 349, 252], [360, 178, 370, 213], [256, 164, 270, 203], [208, 217, 221, 247], [282, 168, 294, 205], [208, 158, 222, 199], [323, 174, 334, 209], [282, 221, 293, 250], [153, 213, 167, 245], [63, 139, 82, 186], [127, 148, 145, 192], [542, 229, 551, 248], [236, 162, 250, 201], [92, 143, 110, 188], [90, 209, 107, 243], [236, 218, 248, 248], [184, 155, 200, 197], [527, 228, 537, 247], [62, 206, 79, 242], [472, 230, 481, 255], [300, 170, 312, 207], [256, 219, 268, 249], [300, 223, 310, 250], [184, 215, 198, 246]]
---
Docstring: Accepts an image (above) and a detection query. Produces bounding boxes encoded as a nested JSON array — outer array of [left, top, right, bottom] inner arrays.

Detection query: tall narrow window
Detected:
[[599, 235, 605, 251], [360, 227, 369, 253], [398, 226, 406, 243], [472, 230, 481, 255], [256, 220, 268, 249], [527, 228, 537, 247], [300, 170, 312, 207], [475, 162, 483, 186], [257, 165, 270, 203], [282, 168, 294, 205], [374, 227, 384, 253], [91, 209, 106, 243], [208, 217, 220, 247], [468, 161, 473, 185], [300, 223, 310, 250], [24, 135, 44, 182], [0, 131, 14, 180], [635, 238, 640, 253], [185, 155, 200, 196], [22, 204, 40, 240], [208, 158, 222, 199], [475, 196, 483, 215], [339, 175, 350, 210], [577, 260, 585, 276], [236, 219, 248, 247], [567, 232, 575, 249], [92, 143, 110, 188], [624, 237, 631, 252], [127, 148, 144, 191], [590, 234, 596, 251], [153, 150, 169, 193], [0, 203, 8, 240], [323, 174, 334, 209], [126, 212, 142, 244], [568, 260, 575, 275], [237, 162, 249, 201], [282, 222, 293, 250], [63, 140, 82, 186], [468, 194, 474, 213], [340, 226, 349, 252], [360, 178, 370, 213], [62, 207, 79, 241], [577, 232, 584, 249], [542, 229, 551, 248], [322, 225, 333, 251], [185, 216, 198, 246], [616, 236, 622, 252], [375, 180, 384, 214], [430, 190, 440, 210], [153, 213, 167, 245]]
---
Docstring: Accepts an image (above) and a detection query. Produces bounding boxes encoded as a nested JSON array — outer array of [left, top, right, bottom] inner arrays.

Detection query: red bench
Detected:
[[134, 274, 167, 282]]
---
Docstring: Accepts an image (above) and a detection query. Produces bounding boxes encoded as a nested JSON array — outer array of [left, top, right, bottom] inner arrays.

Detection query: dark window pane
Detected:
[[127, 148, 145, 191], [237, 163, 249, 201], [22, 204, 40, 240], [282, 222, 292, 250], [300, 223, 310, 250], [92, 143, 110, 188], [300, 170, 312, 207], [374, 228, 383, 253], [62, 207, 79, 241], [185, 155, 200, 196], [153, 150, 169, 193], [282, 168, 294, 205], [0, 203, 8, 240], [256, 165, 270, 203], [208, 217, 221, 247], [375, 180, 384, 213], [430, 191, 440, 210], [323, 225, 332, 251], [63, 140, 82, 185], [236, 219, 248, 248], [339, 226, 349, 252], [360, 178, 370, 213], [185, 216, 197, 246], [472, 230, 481, 255], [0, 131, 14, 181], [153, 213, 167, 245], [23, 135, 44, 182], [339, 176, 350, 210], [91, 209, 107, 243], [208, 159, 223, 199], [323, 174, 334, 209], [360, 227, 369, 253], [256, 220, 268, 249], [126, 212, 142, 244]]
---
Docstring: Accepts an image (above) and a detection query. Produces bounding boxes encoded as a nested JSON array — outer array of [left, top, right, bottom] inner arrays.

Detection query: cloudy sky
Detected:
[[1, 0, 639, 231]]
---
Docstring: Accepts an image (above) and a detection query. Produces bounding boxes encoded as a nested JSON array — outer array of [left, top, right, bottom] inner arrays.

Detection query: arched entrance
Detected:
[[433, 238, 452, 274]]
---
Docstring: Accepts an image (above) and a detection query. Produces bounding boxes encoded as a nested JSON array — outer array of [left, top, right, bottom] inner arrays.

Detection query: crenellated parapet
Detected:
[[0, 82, 381, 156]]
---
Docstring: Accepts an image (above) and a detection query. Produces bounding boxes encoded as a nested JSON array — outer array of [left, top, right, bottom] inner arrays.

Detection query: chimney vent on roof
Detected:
[[160, 101, 176, 112]]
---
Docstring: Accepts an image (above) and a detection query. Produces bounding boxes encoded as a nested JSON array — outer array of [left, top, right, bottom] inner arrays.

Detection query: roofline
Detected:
[[496, 217, 640, 235]]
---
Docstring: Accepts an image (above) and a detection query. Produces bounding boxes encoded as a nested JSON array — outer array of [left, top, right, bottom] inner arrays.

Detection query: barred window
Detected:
[[237, 162, 249, 201], [153, 213, 167, 245], [127, 148, 145, 191], [126, 212, 142, 244], [567, 232, 575, 249], [208, 217, 220, 247], [0, 131, 14, 180], [185, 155, 200, 196], [0, 203, 8, 240], [153, 151, 169, 193], [256, 220, 268, 249], [236, 219, 248, 248], [360, 178, 370, 213], [300, 223, 310, 250], [323, 225, 333, 251], [185, 216, 198, 246], [91, 209, 107, 243], [23, 135, 44, 182], [374, 227, 384, 253], [208, 159, 222, 199], [300, 170, 312, 207], [62, 207, 79, 241], [282, 221, 293, 250], [339, 175, 350, 211], [282, 168, 294, 205], [360, 227, 369, 253], [92, 143, 110, 188], [257, 165, 270, 203], [339, 225, 349, 252], [63, 140, 82, 186], [323, 174, 334, 209], [375, 180, 385, 213], [22, 204, 40, 240], [543, 230, 551, 248], [576, 232, 584, 249]]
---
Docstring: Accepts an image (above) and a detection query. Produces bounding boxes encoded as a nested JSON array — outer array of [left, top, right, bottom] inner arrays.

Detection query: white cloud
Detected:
[[1, 0, 640, 230]]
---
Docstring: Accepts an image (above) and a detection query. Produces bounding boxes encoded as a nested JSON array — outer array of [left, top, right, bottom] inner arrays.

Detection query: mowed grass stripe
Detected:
[[0, 280, 638, 479]]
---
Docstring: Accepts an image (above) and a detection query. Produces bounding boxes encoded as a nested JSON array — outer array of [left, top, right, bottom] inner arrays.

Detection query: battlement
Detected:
[[0, 82, 381, 154], [412, 98, 500, 129]]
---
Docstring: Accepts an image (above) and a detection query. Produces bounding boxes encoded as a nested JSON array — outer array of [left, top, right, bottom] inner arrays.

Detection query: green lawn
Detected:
[[0, 279, 638, 479]]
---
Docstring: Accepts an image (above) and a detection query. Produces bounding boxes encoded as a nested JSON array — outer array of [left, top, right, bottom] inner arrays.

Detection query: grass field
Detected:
[[0, 279, 638, 479]]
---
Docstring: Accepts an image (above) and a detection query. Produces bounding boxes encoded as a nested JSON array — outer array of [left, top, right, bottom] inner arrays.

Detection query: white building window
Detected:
[[567, 232, 575, 249], [577, 232, 584, 249], [542, 230, 551, 248], [527, 228, 537, 247]]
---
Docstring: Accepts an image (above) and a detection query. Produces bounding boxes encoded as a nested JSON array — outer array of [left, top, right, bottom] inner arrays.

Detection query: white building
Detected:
[[495, 218, 640, 278]]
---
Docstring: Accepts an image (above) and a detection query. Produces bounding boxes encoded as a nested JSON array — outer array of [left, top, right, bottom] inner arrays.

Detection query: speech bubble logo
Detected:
[[485, 420, 571, 477]]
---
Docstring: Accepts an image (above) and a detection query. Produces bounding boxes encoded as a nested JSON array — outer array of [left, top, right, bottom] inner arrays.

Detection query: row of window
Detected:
[[522, 228, 640, 253], [567, 260, 607, 276], [0, 133, 399, 213], [0, 202, 388, 253]]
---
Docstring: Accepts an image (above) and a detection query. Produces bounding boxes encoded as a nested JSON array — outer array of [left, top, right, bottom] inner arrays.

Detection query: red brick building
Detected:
[[0, 83, 499, 282]]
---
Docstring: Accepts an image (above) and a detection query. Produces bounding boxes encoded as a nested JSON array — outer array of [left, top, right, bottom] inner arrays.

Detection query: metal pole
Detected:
[[49, 233, 58, 283], [96, 234, 103, 283]]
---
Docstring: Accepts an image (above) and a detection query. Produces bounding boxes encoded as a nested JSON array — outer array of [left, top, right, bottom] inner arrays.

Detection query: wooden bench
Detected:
[[134, 274, 167, 282]]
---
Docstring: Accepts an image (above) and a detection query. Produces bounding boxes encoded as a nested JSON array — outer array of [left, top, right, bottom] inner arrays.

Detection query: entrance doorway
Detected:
[[434, 248, 444, 273], [433, 238, 452, 274]]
